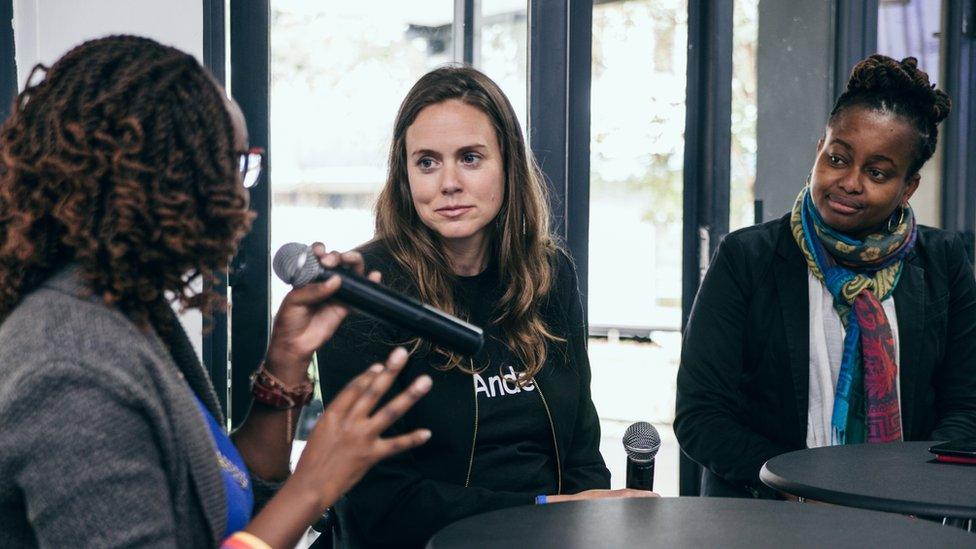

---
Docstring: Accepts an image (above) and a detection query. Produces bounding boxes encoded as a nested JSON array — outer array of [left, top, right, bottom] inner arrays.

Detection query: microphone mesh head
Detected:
[[623, 421, 661, 461], [272, 242, 318, 287]]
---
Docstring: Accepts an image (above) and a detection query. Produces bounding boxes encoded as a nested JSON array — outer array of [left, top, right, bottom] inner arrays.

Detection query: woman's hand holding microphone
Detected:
[[240, 243, 432, 548]]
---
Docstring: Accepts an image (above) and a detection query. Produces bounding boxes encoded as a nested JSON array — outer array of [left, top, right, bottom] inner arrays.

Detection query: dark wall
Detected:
[[1, 0, 16, 122], [755, 1, 833, 221]]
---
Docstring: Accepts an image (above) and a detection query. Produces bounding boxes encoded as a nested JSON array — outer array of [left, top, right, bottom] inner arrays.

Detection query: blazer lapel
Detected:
[[43, 266, 227, 544], [893, 252, 924, 436], [141, 311, 227, 546], [772, 221, 811, 442]]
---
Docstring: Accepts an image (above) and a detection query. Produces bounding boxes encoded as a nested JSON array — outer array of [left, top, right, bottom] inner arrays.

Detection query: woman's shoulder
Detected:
[[720, 214, 792, 257], [356, 239, 416, 290], [912, 225, 972, 274], [0, 270, 144, 358], [915, 225, 965, 251], [0, 274, 161, 408], [357, 239, 398, 270], [541, 246, 581, 300], [696, 215, 797, 296], [553, 245, 576, 277]]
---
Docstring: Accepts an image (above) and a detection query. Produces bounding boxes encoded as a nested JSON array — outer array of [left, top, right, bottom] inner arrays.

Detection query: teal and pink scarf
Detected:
[[791, 186, 917, 444]]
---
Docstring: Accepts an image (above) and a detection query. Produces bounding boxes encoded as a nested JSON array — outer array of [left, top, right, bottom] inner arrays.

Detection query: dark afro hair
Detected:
[[829, 54, 951, 178], [0, 35, 253, 330]]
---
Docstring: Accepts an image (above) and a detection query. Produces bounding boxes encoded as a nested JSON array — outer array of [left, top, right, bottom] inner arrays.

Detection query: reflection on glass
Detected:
[[478, 1, 528, 127], [731, 0, 758, 232], [878, 0, 941, 83], [588, 0, 688, 497], [877, 0, 942, 226], [269, 1, 454, 312]]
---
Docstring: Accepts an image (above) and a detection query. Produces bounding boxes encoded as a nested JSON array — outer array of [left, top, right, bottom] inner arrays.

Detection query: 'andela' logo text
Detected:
[[473, 366, 535, 398]]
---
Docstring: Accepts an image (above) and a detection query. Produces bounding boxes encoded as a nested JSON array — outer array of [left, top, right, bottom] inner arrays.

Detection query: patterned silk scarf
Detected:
[[791, 186, 916, 444]]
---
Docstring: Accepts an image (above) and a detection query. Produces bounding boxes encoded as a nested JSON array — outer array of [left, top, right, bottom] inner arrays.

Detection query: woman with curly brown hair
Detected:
[[317, 66, 652, 548], [676, 54, 976, 498], [0, 35, 432, 548]]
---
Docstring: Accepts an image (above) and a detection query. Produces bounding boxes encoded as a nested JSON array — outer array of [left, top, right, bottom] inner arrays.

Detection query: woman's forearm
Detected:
[[240, 473, 340, 548], [231, 346, 315, 481], [231, 401, 301, 482], [232, 350, 431, 547]]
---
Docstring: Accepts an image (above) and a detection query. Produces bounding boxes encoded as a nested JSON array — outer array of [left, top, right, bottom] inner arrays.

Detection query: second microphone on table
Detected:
[[272, 242, 484, 356], [624, 421, 661, 492]]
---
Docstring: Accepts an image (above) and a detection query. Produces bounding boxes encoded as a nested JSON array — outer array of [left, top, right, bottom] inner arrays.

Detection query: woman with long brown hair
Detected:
[[318, 66, 650, 548], [0, 35, 432, 548]]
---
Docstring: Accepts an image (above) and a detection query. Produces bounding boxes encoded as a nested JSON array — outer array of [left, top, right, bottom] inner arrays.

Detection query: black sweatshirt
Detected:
[[317, 241, 610, 548]]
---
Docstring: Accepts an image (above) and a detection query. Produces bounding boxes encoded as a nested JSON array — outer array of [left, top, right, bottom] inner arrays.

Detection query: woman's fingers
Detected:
[[340, 251, 366, 276], [325, 363, 383, 417], [366, 374, 431, 435], [284, 274, 344, 307], [309, 242, 370, 277], [375, 428, 432, 459], [310, 242, 327, 257], [316, 248, 365, 273], [347, 347, 409, 419]]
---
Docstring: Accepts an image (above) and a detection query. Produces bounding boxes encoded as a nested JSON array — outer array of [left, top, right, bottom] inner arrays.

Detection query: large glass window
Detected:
[[878, 0, 941, 81], [270, 1, 455, 312], [269, 2, 528, 312], [588, 0, 687, 496], [731, 0, 758, 232], [479, 1, 528, 129]]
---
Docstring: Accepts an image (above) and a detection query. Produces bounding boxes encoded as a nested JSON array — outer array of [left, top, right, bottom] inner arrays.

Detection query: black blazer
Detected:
[[675, 214, 976, 498]]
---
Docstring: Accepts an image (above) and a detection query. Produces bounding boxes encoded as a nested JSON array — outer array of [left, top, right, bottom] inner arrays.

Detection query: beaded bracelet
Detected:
[[249, 362, 314, 410], [250, 362, 314, 442]]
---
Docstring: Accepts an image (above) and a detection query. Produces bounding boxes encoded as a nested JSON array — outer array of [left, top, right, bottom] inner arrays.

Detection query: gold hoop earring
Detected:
[[887, 206, 906, 232]]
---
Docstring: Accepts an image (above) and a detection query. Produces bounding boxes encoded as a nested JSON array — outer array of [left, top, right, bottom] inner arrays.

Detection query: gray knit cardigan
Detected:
[[0, 268, 279, 547]]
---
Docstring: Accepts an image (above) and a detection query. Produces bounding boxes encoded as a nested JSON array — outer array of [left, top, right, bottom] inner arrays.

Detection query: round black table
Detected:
[[426, 498, 976, 548], [760, 441, 976, 519]]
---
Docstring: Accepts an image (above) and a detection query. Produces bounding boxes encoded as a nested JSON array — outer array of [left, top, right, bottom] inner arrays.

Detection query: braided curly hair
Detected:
[[830, 54, 952, 178], [0, 35, 253, 329]]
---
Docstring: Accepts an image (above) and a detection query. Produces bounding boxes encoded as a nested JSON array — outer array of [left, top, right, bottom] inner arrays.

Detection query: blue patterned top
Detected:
[[192, 395, 254, 537]]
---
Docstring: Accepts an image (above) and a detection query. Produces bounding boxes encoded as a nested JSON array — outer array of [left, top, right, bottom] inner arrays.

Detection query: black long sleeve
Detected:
[[557, 254, 611, 493], [675, 233, 792, 495]]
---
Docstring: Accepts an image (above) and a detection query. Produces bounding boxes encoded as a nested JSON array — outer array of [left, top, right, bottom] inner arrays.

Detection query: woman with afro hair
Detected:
[[676, 54, 976, 498], [0, 35, 432, 548]]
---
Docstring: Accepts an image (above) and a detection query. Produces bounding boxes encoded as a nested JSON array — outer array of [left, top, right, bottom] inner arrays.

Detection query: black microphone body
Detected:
[[623, 421, 661, 492], [626, 456, 655, 491], [273, 243, 484, 356]]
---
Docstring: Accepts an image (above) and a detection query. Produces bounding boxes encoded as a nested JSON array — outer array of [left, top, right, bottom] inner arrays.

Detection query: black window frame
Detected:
[[831, 0, 879, 98], [679, 0, 734, 497], [1, 0, 15, 123], [201, 0, 231, 420], [528, 0, 593, 308], [226, 0, 272, 428]]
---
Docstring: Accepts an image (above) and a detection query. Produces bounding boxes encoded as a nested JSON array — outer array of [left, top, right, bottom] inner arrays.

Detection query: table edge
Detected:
[[759, 462, 976, 519], [427, 497, 976, 548]]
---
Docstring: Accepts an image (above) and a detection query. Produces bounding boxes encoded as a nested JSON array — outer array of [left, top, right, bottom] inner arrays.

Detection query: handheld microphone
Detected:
[[273, 242, 484, 356], [623, 421, 660, 491]]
